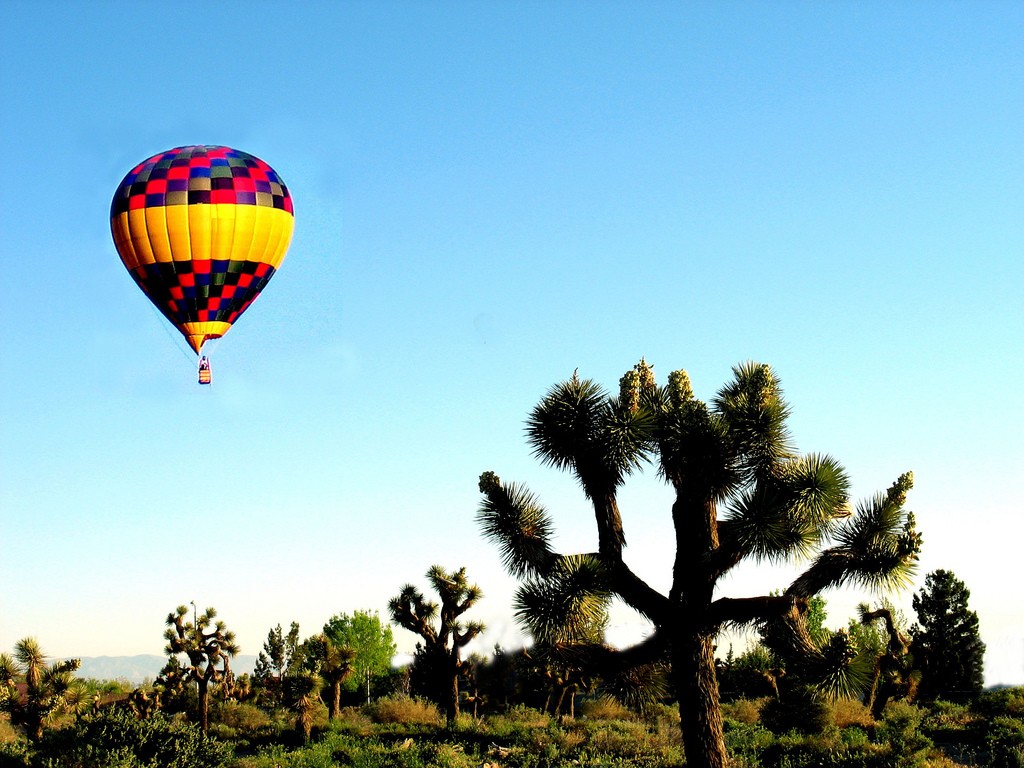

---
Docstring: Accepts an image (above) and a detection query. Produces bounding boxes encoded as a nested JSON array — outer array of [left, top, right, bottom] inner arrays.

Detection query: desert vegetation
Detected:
[[0, 362, 1016, 767]]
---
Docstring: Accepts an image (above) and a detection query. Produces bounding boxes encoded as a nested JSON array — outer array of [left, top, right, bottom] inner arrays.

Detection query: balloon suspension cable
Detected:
[[146, 301, 197, 364]]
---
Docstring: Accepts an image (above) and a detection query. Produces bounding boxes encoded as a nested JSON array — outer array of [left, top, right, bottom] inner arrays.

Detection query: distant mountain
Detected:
[[76, 655, 257, 684]]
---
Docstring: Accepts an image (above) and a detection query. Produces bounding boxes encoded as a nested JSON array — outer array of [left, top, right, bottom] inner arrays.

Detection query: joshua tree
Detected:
[[851, 601, 917, 718], [163, 604, 239, 732], [282, 672, 321, 743], [0, 638, 86, 741], [389, 565, 484, 724], [303, 633, 356, 719], [478, 360, 921, 768]]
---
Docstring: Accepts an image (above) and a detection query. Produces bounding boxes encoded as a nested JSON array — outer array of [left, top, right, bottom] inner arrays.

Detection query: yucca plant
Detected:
[[0, 637, 86, 741], [303, 633, 356, 719]]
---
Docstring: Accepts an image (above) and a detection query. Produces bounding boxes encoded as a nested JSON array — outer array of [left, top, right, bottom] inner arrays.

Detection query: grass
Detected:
[[3, 689, 1023, 767]]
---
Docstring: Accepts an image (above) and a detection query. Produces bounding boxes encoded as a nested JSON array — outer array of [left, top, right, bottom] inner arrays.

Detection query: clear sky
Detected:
[[1, 1, 1021, 686]]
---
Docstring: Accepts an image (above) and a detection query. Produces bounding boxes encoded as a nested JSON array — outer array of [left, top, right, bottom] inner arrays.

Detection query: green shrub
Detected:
[[928, 699, 974, 725], [0, 741, 29, 768], [31, 709, 231, 768], [829, 698, 874, 729], [840, 726, 869, 748], [760, 686, 830, 734], [986, 716, 1024, 768], [364, 695, 443, 726], [978, 688, 1024, 720], [722, 697, 765, 725], [484, 705, 551, 740], [212, 700, 272, 732], [581, 695, 634, 721], [877, 700, 932, 768]]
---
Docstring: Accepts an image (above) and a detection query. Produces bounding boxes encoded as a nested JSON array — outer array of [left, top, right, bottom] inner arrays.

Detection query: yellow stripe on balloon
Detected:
[[145, 206, 173, 263], [111, 212, 140, 270], [229, 204, 257, 263], [187, 205, 211, 263], [271, 208, 294, 269], [128, 208, 156, 266], [210, 204, 235, 263], [264, 207, 294, 269], [165, 205, 191, 261]]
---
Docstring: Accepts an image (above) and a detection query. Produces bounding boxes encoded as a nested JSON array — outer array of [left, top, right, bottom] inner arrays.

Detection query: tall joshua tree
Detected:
[[389, 565, 484, 724], [478, 360, 921, 768], [163, 604, 239, 732]]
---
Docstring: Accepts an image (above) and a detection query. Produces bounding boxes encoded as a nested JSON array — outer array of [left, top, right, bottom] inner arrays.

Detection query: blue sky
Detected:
[[1, 1, 1021, 685]]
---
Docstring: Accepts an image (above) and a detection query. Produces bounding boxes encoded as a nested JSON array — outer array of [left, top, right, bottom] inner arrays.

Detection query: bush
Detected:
[[31, 709, 231, 768], [829, 698, 874, 729], [364, 695, 443, 726], [978, 688, 1024, 720], [212, 701, 272, 732], [484, 705, 551, 740], [581, 695, 634, 721], [986, 716, 1024, 768], [877, 701, 932, 768], [924, 699, 976, 730], [760, 686, 830, 734], [722, 697, 765, 725]]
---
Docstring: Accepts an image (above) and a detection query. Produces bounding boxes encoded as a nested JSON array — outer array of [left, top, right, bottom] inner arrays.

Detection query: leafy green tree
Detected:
[[322, 610, 396, 701], [253, 621, 301, 708], [910, 569, 985, 703], [478, 360, 921, 768], [0, 638, 86, 741], [389, 565, 485, 724], [163, 604, 239, 732]]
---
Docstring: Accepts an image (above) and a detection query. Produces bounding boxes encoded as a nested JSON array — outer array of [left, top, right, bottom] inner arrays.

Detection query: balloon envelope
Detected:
[[110, 145, 294, 354]]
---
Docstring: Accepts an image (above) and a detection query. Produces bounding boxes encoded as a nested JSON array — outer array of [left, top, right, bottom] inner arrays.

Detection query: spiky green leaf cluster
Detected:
[[514, 555, 611, 646], [724, 453, 851, 562], [477, 473, 555, 577], [526, 374, 652, 499], [803, 629, 873, 700]]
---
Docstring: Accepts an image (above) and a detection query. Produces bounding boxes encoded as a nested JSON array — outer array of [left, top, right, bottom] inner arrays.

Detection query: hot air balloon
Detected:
[[110, 145, 294, 383]]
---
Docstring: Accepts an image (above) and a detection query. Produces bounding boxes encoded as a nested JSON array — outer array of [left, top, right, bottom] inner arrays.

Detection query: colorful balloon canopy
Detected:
[[110, 145, 294, 355]]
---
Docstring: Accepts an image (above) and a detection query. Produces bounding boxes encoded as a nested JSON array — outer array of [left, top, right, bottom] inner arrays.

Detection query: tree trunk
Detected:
[[674, 631, 728, 768], [197, 678, 210, 732], [445, 671, 460, 726], [330, 680, 341, 720]]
